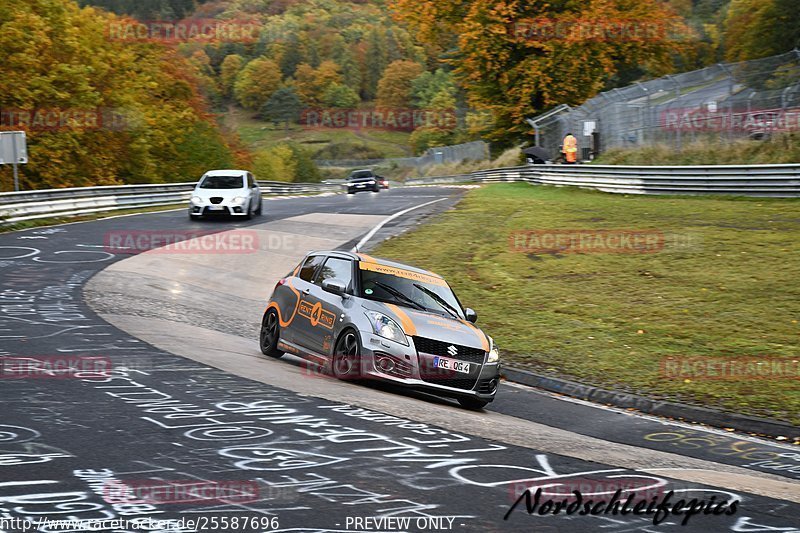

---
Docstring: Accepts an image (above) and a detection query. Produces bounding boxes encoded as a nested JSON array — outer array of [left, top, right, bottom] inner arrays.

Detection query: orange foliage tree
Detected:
[[389, 0, 689, 143], [0, 0, 240, 190]]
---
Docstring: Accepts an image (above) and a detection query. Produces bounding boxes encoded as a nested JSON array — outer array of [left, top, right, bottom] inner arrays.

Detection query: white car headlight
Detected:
[[487, 336, 499, 363], [365, 311, 408, 346], [190, 196, 203, 204], [230, 196, 246, 205]]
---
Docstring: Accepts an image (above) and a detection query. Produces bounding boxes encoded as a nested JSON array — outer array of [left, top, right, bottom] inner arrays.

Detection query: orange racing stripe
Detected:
[[386, 303, 417, 336], [268, 279, 301, 328], [460, 319, 491, 352]]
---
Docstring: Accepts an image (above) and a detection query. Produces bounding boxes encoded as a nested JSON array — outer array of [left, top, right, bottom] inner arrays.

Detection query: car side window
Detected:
[[316, 257, 353, 288], [247, 173, 255, 187], [298, 255, 324, 282]]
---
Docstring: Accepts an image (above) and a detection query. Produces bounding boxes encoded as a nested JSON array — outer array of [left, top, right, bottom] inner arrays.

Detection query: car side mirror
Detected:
[[322, 278, 348, 298], [464, 308, 478, 323]]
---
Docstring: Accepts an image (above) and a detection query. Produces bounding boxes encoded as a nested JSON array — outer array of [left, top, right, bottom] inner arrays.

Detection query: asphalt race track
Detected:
[[0, 186, 798, 533]]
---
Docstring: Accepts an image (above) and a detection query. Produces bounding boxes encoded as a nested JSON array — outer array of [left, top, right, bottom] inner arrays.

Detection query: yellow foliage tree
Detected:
[[389, 0, 688, 143], [376, 60, 424, 108], [233, 57, 281, 111]]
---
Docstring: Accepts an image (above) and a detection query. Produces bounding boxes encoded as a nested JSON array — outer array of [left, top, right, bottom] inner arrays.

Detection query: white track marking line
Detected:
[[352, 198, 448, 252]]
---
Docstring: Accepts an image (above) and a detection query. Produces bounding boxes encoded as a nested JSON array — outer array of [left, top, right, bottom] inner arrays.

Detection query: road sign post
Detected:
[[0, 131, 28, 191]]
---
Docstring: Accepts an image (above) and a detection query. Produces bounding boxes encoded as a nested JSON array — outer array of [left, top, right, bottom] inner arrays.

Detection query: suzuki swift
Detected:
[[260, 251, 500, 409]]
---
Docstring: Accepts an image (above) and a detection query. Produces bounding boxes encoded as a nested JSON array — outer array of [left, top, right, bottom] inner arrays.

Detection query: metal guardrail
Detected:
[[406, 163, 800, 197], [0, 181, 339, 224], [2, 163, 797, 224]]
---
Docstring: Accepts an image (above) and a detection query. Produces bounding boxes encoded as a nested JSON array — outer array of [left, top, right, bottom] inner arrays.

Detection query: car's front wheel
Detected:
[[458, 397, 490, 410], [332, 329, 362, 380], [259, 309, 284, 358]]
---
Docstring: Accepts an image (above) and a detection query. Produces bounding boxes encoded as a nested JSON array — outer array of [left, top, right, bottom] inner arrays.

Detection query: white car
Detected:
[[189, 170, 262, 220]]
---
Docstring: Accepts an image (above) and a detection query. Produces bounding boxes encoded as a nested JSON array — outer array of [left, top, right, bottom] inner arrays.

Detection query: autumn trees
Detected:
[[724, 0, 800, 62], [0, 0, 239, 190], [389, 0, 688, 143]]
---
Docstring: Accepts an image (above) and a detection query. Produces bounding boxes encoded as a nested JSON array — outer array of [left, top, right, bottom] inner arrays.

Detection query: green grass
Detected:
[[594, 133, 800, 165], [373, 183, 800, 426], [225, 109, 412, 158]]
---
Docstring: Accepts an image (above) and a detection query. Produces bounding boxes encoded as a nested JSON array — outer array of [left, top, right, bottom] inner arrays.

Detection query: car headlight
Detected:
[[190, 196, 203, 204], [487, 337, 500, 363], [365, 311, 408, 346], [231, 196, 246, 205]]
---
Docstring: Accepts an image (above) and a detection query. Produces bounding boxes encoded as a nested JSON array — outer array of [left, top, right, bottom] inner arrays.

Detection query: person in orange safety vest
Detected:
[[562, 133, 578, 164]]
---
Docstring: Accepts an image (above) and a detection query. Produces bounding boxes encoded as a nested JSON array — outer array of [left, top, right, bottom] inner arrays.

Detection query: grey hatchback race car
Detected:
[[260, 251, 501, 409]]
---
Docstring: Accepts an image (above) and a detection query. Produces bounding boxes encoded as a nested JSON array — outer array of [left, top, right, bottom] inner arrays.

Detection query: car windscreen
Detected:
[[349, 171, 374, 180], [358, 263, 463, 319], [198, 175, 245, 189]]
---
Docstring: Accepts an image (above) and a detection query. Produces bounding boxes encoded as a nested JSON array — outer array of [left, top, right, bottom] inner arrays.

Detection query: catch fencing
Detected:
[[528, 50, 800, 160], [314, 140, 489, 169]]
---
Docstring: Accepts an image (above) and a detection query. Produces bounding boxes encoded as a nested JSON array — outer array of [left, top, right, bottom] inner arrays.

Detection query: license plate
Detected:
[[208, 205, 224, 211], [432, 356, 470, 374], [356, 184, 365, 188]]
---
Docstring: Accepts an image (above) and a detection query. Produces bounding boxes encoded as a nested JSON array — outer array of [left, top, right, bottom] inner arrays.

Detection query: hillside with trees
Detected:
[[0, 0, 244, 190], [3, 0, 797, 190]]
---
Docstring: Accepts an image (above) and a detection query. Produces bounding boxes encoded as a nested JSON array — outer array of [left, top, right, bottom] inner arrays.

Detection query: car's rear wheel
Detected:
[[260, 310, 284, 358], [332, 330, 361, 380], [458, 397, 490, 410]]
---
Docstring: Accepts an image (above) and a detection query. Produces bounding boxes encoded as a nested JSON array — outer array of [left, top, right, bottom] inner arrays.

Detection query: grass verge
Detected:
[[373, 183, 800, 425], [594, 133, 800, 165]]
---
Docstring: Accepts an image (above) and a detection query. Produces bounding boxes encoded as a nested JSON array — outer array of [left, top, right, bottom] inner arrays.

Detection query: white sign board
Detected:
[[707, 101, 718, 113], [583, 121, 596, 137], [0, 131, 28, 165]]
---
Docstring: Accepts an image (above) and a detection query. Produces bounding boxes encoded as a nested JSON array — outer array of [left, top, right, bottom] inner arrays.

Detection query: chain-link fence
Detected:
[[315, 140, 489, 169], [528, 50, 800, 160]]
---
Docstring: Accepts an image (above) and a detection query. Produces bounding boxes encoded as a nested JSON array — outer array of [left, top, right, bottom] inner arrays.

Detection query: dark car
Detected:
[[346, 169, 381, 194], [259, 251, 501, 409]]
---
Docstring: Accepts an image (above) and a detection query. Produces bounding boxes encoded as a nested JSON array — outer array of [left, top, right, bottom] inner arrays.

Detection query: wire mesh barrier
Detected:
[[527, 50, 800, 160], [314, 140, 490, 169]]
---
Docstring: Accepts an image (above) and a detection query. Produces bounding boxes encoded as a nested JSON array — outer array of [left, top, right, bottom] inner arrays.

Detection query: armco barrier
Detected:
[[406, 163, 800, 197], [3, 164, 798, 224], [0, 181, 339, 224]]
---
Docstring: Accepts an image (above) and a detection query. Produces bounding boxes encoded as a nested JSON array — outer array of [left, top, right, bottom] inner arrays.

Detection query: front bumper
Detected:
[[189, 202, 250, 216], [355, 329, 500, 402], [347, 184, 378, 193]]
